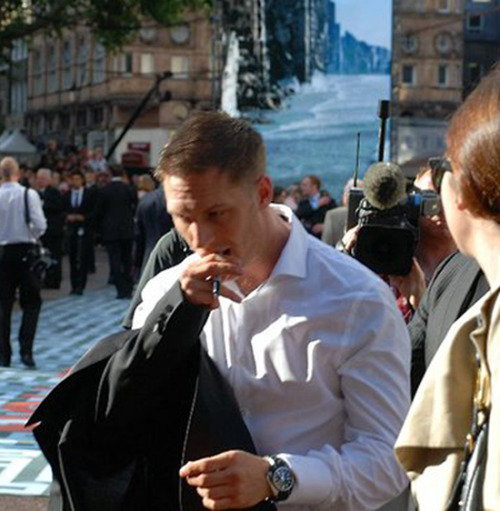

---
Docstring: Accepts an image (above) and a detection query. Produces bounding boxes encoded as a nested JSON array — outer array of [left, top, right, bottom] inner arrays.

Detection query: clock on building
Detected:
[[139, 27, 158, 43], [400, 34, 419, 55], [435, 31, 453, 56], [170, 25, 190, 45]]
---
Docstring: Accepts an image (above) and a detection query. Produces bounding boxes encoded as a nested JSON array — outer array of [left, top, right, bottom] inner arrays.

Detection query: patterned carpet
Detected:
[[0, 288, 130, 496]]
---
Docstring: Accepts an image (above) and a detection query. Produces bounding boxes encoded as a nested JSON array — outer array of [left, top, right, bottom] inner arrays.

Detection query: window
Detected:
[[402, 64, 415, 85], [60, 112, 71, 130], [171, 56, 190, 79], [468, 62, 482, 85], [92, 107, 104, 125], [141, 53, 155, 74], [437, 0, 450, 12], [76, 109, 87, 127], [62, 41, 72, 90], [438, 64, 448, 86], [467, 14, 484, 31], [48, 46, 57, 92], [33, 50, 44, 96], [124, 53, 133, 75], [76, 36, 88, 87], [92, 42, 106, 84]]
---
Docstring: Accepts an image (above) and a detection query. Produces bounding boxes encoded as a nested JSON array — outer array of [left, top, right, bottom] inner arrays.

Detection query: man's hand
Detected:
[[179, 254, 243, 309], [180, 450, 272, 510], [389, 257, 426, 310]]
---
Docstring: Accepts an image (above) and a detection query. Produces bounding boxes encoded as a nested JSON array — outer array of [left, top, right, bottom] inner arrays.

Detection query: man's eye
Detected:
[[209, 210, 225, 220]]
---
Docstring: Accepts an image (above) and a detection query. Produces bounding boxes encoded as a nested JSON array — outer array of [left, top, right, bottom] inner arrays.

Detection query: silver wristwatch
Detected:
[[264, 455, 296, 502]]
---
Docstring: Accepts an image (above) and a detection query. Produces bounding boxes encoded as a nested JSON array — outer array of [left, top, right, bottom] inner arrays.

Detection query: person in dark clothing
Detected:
[[83, 167, 100, 274], [123, 228, 191, 328], [94, 165, 137, 299], [63, 170, 97, 295], [295, 175, 336, 237], [408, 251, 489, 396], [35, 168, 64, 289], [134, 185, 174, 275]]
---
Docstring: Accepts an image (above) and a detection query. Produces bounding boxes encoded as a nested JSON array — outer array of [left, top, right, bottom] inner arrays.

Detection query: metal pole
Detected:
[[106, 71, 172, 161]]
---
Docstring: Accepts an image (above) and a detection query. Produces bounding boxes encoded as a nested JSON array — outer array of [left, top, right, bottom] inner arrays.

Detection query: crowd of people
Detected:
[[0, 63, 499, 511]]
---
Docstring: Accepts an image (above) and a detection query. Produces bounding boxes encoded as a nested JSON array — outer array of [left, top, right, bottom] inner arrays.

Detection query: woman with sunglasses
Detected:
[[396, 65, 500, 510]]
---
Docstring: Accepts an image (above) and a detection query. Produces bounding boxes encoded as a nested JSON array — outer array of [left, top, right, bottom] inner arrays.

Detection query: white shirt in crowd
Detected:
[[133, 205, 411, 511], [0, 182, 46, 244]]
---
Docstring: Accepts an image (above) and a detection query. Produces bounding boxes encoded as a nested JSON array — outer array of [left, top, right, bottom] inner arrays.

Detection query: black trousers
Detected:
[[68, 228, 91, 293], [0, 244, 42, 366], [105, 240, 133, 297]]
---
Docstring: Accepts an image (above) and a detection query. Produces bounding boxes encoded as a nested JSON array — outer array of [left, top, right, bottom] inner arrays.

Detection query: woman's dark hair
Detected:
[[447, 63, 500, 222]]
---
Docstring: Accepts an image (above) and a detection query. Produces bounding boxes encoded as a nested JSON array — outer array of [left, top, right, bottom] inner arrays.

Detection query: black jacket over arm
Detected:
[[28, 283, 274, 511]]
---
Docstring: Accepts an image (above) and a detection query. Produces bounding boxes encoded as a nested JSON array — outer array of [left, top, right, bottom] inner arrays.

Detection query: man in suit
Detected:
[[63, 170, 96, 295], [409, 252, 488, 396], [35, 168, 64, 289], [94, 165, 137, 299], [295, 175, 336, 237], [134, 185, 174, 275]]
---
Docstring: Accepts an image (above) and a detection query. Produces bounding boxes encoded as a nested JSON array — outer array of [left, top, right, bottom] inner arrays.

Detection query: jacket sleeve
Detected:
[[96, 282, 209, 437]]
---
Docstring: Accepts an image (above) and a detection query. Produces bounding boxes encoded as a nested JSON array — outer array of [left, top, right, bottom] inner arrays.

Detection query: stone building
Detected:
[[463, 0, 500, 96], [26, 15, 214, 166], [391, 0, 464, 174]]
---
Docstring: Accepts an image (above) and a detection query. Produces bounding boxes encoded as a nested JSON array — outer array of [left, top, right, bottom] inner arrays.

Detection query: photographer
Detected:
[[0, 157, 47, 368], [339, 162, 456, 317]]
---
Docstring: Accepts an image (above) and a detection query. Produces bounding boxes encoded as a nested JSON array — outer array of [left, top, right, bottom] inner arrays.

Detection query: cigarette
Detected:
[[212, 275, 220, 296]]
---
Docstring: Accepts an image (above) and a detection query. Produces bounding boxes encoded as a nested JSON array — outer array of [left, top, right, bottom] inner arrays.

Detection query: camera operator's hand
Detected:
[[337, 225, 360, 253], [389, 257, 426, 310], [318, 195, 331, 208], [179, 253, 243, 309]]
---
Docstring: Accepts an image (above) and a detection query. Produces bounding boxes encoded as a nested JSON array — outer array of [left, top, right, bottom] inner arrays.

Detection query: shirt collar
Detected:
[[268, 204, 308, 280], [0, 182, 21, 189]]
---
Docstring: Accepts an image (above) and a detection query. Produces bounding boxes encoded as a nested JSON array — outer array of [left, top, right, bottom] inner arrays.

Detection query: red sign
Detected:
[[127, 142, 151, 153], [121, 150, 149, 167]]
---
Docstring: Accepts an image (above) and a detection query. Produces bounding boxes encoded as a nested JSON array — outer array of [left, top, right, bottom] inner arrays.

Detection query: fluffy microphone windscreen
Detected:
[[363, 162, 406, 210]]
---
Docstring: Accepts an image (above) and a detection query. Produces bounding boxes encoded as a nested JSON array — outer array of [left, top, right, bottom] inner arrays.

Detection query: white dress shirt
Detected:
[[0, 182, 47, 244], [133, 205, 411, 511]]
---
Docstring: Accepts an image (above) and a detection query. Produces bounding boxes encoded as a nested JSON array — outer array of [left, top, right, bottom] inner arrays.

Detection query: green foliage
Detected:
[[0, 0, 212, 60]]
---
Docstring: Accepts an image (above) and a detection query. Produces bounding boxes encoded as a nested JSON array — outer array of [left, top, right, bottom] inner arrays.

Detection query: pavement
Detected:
[[0, 247, 131, 509]]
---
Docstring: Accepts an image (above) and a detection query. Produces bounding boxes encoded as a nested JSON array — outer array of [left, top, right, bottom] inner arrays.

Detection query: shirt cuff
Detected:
[[279, 453, 337, 507]]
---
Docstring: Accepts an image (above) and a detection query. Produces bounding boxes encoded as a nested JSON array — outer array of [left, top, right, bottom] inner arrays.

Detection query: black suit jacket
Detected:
[[63, 187, 97, 232], [39, 186, 64, 237], [28, 282, 274, 511], [135, 188, 174, 271], [409, 252, 489, 396], [296, 198, 336, 237], [94, 181, 137, 242]]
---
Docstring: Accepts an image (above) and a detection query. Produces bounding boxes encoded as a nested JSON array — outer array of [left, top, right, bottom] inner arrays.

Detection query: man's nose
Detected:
[[189, 222, 215, 251]]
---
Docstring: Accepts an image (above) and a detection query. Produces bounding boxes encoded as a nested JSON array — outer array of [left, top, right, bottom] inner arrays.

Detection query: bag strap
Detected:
[[24, 187, 31, 226]]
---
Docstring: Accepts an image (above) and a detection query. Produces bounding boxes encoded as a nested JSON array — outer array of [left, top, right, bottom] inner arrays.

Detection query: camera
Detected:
[[345, 100, 440, 276], [347, 173, 440, 276]]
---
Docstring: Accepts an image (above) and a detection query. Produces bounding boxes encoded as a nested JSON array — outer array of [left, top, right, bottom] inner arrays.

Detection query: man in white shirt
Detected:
[[131, 112, 411, 510], [0, 157, 47, 367]]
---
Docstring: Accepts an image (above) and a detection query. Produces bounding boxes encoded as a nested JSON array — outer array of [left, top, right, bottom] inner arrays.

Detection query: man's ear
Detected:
[[256, 175, 273, 208]]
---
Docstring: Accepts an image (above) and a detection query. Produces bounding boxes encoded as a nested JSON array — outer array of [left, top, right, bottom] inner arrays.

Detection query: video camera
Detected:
[[346, 100, 440, 276]]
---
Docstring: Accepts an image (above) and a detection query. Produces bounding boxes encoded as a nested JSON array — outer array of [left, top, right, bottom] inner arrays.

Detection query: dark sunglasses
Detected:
[[428, 157, 452, 194]]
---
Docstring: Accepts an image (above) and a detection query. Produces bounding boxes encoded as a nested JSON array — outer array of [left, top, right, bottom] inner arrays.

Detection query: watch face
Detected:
[[272, 466, 294, 492]]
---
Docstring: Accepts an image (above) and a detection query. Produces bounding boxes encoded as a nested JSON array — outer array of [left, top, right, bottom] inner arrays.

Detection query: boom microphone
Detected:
[[363, 162, 406, 210]]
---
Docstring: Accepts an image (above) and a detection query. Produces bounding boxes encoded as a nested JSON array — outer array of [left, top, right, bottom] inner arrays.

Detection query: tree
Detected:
[[0, 0, 211, 61]]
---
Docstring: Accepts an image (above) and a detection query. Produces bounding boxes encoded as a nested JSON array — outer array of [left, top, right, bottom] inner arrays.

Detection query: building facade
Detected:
[[26, 15, 214, 166], [391, 0, 464, 174], [463, 0, 500, 96]]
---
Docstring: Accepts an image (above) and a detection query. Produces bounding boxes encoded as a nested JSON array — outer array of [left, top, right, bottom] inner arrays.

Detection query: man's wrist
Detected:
[[263, 455, 296, 502]]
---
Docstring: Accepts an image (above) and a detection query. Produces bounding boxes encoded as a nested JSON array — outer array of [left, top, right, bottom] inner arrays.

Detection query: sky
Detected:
[[334, 0, 392, 49]]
